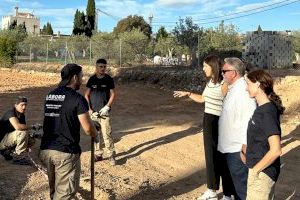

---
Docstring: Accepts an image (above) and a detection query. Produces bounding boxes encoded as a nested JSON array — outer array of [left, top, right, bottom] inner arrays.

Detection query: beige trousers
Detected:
[[0, 130, 28, 155], [39, 149, 81, 200], [247, 168, 275, 200], [91, 114, 115, 157]]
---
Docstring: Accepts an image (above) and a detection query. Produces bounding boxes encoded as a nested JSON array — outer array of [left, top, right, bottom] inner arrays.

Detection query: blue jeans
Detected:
[[225, 152, 248, 200]]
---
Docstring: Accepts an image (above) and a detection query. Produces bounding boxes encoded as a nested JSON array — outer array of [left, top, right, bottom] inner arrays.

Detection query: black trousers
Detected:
[[203, 113, 236, 196]]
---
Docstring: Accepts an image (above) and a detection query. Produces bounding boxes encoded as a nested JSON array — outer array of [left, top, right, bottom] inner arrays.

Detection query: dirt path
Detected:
[[0, 69, 299, 200]]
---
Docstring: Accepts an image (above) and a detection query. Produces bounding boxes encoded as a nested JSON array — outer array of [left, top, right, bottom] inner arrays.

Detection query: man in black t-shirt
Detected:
[[85, 58, 116, 165], [39, 63, 97, 200], [0, 96, 31, 164]]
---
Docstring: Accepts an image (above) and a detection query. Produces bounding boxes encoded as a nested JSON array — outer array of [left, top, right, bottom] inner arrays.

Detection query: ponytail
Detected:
[[269, 91, 285, 115]]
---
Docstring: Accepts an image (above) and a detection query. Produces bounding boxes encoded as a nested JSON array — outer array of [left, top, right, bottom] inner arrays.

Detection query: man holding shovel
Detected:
[[40, 63, 97, 200]]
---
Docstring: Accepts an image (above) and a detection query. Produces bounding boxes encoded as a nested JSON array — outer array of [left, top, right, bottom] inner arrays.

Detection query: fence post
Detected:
[[46, 43, 48, 64], [65, 42, 67, 65], [197, 31, 200, 68], [119, 38, 122, 68], [29, 44, 32, 63], [89, 39, 92, 66]]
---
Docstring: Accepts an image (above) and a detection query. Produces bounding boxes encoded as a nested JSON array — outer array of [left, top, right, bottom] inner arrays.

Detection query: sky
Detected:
[[1, 0, 300, 35]]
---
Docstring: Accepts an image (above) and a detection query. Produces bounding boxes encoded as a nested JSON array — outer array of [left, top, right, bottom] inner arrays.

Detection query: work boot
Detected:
[[12, 153, 32, 166], [94, 154, 103, 162], [0, 149, 13, 160], [109, 155, 116, 166]]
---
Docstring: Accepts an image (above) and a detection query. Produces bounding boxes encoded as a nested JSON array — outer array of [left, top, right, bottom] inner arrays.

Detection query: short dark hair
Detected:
[[96, 58, 107, 65], [16, 96, 27, 104], [58, 63, 82, 87]]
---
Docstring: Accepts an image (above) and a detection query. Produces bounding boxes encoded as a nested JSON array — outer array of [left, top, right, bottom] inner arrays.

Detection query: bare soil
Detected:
[[0, 68, 299, 200]]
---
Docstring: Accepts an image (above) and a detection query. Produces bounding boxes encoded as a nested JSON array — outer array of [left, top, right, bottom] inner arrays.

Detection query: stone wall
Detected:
[[12, 63, 207, 92]]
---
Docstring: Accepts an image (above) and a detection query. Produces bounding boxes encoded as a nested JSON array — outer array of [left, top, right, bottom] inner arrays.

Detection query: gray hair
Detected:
[[224, 57, 245, 76]]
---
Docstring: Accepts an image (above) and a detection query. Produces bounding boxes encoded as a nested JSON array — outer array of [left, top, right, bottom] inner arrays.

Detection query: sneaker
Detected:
[[109, 155, 116, 166], [94, 154, 103, 162], [0, 149, 13, 160], [197, 189, 218, 200], [221, 196, 233, 200]]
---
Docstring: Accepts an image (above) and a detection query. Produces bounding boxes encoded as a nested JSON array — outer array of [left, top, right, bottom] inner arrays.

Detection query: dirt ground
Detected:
[[0, 68, 299, 200]]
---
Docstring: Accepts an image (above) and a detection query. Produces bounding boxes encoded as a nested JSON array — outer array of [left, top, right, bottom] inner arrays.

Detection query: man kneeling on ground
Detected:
[[0, 96, 32, 165]]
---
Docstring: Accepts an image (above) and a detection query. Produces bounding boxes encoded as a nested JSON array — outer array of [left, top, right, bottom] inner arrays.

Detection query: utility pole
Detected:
[[148, 13, 154, 58]]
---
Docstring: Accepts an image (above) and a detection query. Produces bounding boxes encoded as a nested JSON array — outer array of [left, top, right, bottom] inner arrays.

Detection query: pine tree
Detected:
[[86, 0, 95, 37], [73, 10, 86, 35], [46, 22, 53, 35], [42, 22, 53, 35], [257, 25, 263, 32], [8, 20, 17, 30]]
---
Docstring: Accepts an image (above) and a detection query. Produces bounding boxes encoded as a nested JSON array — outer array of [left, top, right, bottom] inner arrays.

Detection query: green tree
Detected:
[[173, 17, 202, 66], [114, 15, 152, 38], [118, 29, 149, 64], [206, 21, 241, 51], [42, 22, 53, 35], [8, 20, 27, 40], [156, 26, 168, 41], [85, 0, 96, 37], [91, 32, 117, 61], [155, 35, 186, 58], [9, 20, 17, 30], [73, 10, 86, 35], [0, 30, 22, 66], [257, 25, 263, 32], [292, 31, 300, 54]]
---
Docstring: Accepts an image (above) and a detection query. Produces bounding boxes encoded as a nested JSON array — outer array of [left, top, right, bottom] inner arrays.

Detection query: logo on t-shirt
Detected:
[[92, 85, 97, 89], [46, 95, 65, 101], [101, 85, 107, 88]]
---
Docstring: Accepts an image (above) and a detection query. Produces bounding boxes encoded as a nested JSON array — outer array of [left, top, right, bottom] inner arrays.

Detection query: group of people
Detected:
[[0, 55, 283, 200], [0, 58, 116, 199], [174, 56, 283, 200]]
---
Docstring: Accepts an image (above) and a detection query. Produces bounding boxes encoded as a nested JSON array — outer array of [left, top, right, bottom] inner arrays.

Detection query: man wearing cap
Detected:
[[0, 96, 31, 164], [85, 58, 116, 165], [39, 63, 97, 200]]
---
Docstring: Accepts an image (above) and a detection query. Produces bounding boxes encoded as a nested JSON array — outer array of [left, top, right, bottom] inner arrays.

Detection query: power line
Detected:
[[152, 0, 300, 25], [194, 0, 294, 21], [198, 0, 300, 25]]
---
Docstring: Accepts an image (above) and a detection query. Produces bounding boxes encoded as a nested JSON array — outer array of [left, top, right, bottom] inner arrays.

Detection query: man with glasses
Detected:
[[0, 96, 32, 165], [218, 58, 256, 200], [85, 58, 116, 165]]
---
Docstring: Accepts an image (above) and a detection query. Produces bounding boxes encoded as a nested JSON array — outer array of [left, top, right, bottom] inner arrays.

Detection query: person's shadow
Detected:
[[116, 126, 201, 165], [275, 124, 300, 199], [126, 168, 207, 200]]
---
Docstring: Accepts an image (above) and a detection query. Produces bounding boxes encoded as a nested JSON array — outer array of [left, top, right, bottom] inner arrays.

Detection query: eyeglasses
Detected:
[[222, 69, 235, 74]]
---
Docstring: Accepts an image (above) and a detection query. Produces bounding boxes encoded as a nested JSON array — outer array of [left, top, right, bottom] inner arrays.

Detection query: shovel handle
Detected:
[[91, 136, 95, 200]]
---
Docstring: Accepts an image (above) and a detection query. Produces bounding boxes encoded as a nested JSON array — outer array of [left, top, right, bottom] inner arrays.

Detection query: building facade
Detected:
[[242, 31, 293, 69], [1, 7, 40, 34]]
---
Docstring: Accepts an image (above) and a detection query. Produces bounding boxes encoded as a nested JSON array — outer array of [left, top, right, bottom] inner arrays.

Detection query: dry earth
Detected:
[[0, 68, 299, 200]]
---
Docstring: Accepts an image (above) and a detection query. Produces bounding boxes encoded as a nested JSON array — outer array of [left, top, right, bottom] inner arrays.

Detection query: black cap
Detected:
[[58, 64, 82, 87]]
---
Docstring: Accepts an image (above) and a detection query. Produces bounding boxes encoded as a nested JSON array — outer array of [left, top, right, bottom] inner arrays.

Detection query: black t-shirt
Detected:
[[40, 86, 89, 154], [0, 108, 26, 141], [246, 102, 281, 181], [86, 74, 115, 111]]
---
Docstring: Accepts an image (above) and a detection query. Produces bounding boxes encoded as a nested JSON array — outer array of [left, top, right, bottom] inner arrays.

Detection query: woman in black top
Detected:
[[243, 70, 284, 200]]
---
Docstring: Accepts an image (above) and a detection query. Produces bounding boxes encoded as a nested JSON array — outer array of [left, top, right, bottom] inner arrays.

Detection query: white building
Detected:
[[242, 31, 293, 69], [2, 7, 40, 34]]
